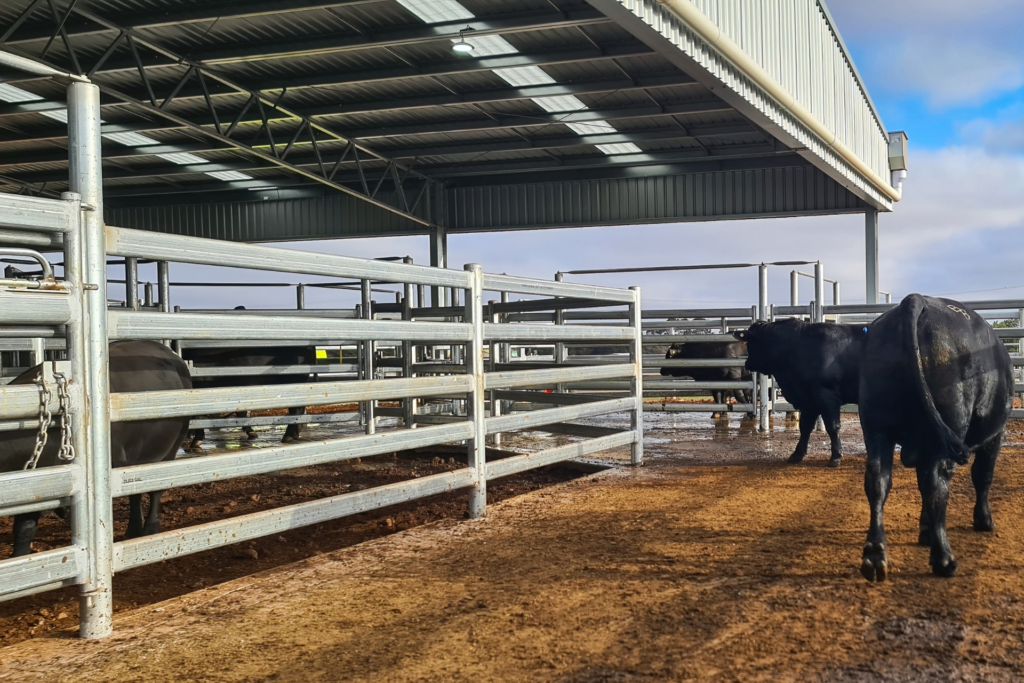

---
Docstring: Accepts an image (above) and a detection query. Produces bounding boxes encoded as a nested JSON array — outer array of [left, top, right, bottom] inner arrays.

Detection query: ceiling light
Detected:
[[206, 170, 252, 181], [452, 27, 476, 53]]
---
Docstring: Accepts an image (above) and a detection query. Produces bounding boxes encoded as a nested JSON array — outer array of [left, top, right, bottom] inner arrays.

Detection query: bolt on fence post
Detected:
[[402, 258, 416, 429], [68, 81, 114, 639], [361, 279, 375, 434], [464, 264, 487, 518], [629, 286, 644, 466]]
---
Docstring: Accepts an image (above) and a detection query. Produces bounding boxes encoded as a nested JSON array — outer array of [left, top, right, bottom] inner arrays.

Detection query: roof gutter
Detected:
[[0, 49, 90, 83], [653, 0, 901, 202]]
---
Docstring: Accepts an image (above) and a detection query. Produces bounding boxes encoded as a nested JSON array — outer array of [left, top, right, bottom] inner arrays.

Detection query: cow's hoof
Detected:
[[861, 542, 887, 582], [245, 431, 258, 441], [973, 512, 994, 532], [828, 457, 842, 468], [787, 451, 806, 464], [931, 555, 958, 578], [188, 441, 203, 452]]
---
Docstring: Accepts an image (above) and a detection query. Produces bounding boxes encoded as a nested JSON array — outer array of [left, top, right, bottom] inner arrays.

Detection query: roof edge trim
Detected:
[[648, 0, 899, 203]]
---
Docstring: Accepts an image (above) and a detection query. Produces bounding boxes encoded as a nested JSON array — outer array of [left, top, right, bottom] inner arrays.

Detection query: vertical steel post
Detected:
[[429, 224, 447, 307], [402, 258, 416, 429], [833, 281, 842, 324], [143, 282, 154, 308], [554, 272, 565, 390], [29, 337, 45, 366], [499, 291, 510, 416], [814, 262, 825, 323], [360, 279, 375, 434], [464, 263, 486, 518], [124, 256, 138, 311], [758, 264, 770, 432], [296, 284, 305, 310], [629, 286, 644, 466], [488, 300, 502, 447], [866, 210, 879, 305], [790, 270, 799, 307], [157, 261, 170, 313], [68, 81, 113, 639]]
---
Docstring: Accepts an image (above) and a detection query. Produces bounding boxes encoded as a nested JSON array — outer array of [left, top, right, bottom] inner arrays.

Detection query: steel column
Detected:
[[296, 284, 306, 310], [757, 264, 770, 432], [866, 210, 879, 305], [790, 270, 799, 307], [813, 262, 825, 323], [464, 263, 486, 518], [488, 300, 502, 447], [429, 224, 447, 307], [402, 257, 415, 429], [68, 81, 113, 639]]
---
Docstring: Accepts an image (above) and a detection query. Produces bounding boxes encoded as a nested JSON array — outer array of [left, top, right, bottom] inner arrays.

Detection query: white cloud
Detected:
[[827, 0, 1024, 107]]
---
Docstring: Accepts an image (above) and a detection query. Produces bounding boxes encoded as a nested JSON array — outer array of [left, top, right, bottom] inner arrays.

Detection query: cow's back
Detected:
[[184, 345, 313, 388]]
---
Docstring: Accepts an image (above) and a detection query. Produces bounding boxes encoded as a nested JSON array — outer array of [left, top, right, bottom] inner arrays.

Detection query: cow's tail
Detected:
[[905, 294, 971, 464]]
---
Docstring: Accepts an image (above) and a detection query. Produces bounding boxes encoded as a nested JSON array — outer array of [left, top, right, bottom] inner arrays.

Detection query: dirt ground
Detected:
[[5, 413, 1024, 682]]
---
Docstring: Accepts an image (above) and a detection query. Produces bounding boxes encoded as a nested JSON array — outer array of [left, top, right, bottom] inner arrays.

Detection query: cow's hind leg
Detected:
[[972, 435, 1001, 533], [919, 457, 959, 577], [861, 434, 896, 582], [822, 404, 843, 468], [188, 428, 205, 451], [142, 490, 164, 536], [12, 511, 41, 557], [126, 493, 145, 539], [282, 406, 305, 442], [788, 409, 818, 464]]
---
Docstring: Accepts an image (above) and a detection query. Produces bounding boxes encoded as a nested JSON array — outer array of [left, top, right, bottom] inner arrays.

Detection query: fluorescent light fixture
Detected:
[[41, 109, 68, 123], [531, 95, 588, 113], [0, 83, 43, 103], [206, 170, 252, 181], [158, 152, 207, 165], [596, 142, 642, 155], [103, 131, 160, 146], [397, 0, 472, 23], [452, 34, 517, 57], [493, 66, 555, 87], [565, 121, 617, 136], [248, 186, 278, 191]]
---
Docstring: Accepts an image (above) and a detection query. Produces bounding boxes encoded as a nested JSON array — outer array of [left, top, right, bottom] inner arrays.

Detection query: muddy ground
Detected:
[[5, 413, 1024, 681]]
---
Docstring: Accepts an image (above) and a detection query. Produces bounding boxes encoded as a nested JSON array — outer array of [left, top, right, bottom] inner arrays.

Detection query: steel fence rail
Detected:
[[482, 323, 635, 342], [487, 431, 636, 479], [482, 273, 634, 303], [110, 375, 475, 422], [484, 364, 635, 389], [0, 194, 78, 233]]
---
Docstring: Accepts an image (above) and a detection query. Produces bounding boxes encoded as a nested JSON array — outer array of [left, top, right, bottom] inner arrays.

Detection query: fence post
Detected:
[[157, 261, 170, 313], [814, 262, 825, 323], [757, 264, 770, 432], [555, 272, 566, 389], [402, 258, 416, 429], [360, 279, 375, 434], [124, 256, 139, 311], [790, 270, 799, 307], [488, 300, 502, 447], [68, 80, 114, 639], [464, 264, 487, 518], [833, 281, 841, 324], [296, 283, 305, 310], [629, 286, 644, 466]]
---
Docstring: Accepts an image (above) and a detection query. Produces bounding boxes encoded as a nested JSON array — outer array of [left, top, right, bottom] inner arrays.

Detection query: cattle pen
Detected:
[[11, 0, 1024, 680]]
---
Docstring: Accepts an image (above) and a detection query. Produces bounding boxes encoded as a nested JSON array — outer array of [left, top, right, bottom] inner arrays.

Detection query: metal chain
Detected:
[[54, 372, 76, 462], [23, 372, 53, 470]]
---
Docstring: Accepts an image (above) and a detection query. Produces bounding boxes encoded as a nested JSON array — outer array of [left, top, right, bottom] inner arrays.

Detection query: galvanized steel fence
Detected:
[[0, 85, 643, 638]]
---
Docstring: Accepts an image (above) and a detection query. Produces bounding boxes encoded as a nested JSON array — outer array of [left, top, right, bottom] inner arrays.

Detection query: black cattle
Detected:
[[660, 341, 753, 418], [0, 341, 191, 556], [734, 320, 868, 467], [859, 295, 1012, 581]]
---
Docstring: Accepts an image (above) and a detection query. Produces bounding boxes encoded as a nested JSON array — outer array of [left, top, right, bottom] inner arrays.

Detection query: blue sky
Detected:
[[159, 1, 1024, 312]]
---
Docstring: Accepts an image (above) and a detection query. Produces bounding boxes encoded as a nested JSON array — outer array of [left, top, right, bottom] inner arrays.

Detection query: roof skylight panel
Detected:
[[532, 95, 588, 113], [565, 121, 617, 136], [158, 152, 208, 165], [397, 0, 473, 23], [0, 83, 43, 103], [206, 170, 252, 181], [595, 142, 642, 155], [103, 131, 160, 146], [493, 66, 556, 87], [41, 109, 68, 123]]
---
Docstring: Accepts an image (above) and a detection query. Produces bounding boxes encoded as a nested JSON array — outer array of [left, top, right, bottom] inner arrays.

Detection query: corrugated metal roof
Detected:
[[0, 0, 884, 229]]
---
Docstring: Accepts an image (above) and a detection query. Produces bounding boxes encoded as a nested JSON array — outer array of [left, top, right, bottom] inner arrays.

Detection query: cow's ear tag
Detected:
[[862, 326, 868, 334]]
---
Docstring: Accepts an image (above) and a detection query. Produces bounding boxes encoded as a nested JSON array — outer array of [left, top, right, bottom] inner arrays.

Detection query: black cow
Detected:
[[734, 320, 868, 467], [0, 341, 191, 556], [660, 342, 753, 418], [859, 294, 1013, 581]]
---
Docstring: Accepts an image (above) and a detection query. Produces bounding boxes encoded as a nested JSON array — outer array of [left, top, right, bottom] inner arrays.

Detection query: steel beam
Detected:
[[865, 209, 879, 305]]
